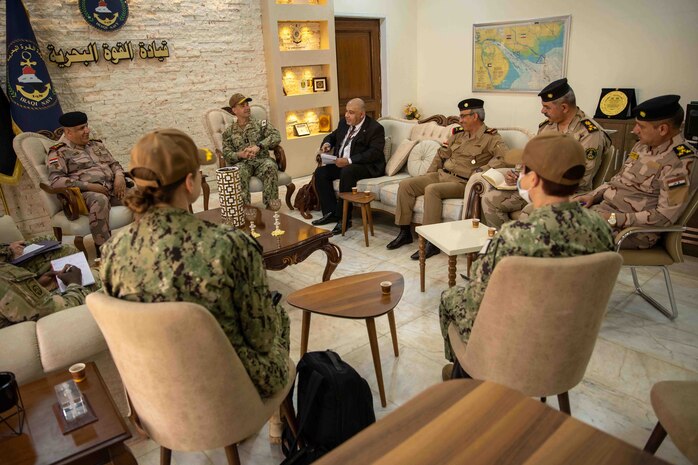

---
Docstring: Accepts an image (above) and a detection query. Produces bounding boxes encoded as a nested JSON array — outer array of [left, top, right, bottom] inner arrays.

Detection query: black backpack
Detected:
[[281, 350, 376, 464]]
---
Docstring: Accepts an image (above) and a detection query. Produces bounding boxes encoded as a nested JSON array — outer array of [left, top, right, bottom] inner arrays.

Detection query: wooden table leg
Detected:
[[342, 199, 350, 236], [366, 317, 386, 407], [448, 255, 457, 288], [387, 310, 399, 357], [320, 242, 342, 282], [360, 205, 369, 247], [419, 235, 426, 293], [466, 252, 474, 278], [108, 442, 138, 465], [367, 205, 374, 236], [300, 311, 311, 357]]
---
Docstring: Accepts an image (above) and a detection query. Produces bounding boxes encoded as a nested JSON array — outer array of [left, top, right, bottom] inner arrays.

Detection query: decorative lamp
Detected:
[[216, 167, 245, 227]]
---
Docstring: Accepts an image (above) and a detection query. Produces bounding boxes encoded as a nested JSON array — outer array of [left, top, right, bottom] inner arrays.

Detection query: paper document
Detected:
[[50, 252, 95, 292], [320, 154, 337, 165], [481, 168, 517, 191], [10, 240, 62, 265]]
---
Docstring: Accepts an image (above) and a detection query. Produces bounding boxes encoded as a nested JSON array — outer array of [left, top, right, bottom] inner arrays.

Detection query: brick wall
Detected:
[[0, 0, 269, 236]]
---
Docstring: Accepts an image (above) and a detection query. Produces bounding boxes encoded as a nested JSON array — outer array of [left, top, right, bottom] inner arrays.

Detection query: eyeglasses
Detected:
[[459, 112, 474, 119]]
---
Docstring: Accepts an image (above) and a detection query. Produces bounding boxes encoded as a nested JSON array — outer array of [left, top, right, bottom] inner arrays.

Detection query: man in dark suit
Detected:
[[311, 98, 386, 234]]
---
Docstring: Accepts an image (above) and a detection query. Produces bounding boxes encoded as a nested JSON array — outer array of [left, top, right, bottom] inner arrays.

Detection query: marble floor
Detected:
[[126, 182, 697, 465]]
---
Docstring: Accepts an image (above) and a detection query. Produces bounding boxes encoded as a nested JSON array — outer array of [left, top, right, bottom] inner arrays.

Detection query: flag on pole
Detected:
[[3, 0, 63, 184]]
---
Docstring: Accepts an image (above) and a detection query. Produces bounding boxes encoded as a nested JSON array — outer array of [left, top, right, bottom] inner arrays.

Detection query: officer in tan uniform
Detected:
[[481, 78, 611, 228], [47, 112, 127, 253], [386, 98, 508, 259], [575, 94, 697, 249]]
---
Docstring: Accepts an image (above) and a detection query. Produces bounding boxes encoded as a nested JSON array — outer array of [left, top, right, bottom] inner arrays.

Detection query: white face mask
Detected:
[[517, 172, 531, 204]]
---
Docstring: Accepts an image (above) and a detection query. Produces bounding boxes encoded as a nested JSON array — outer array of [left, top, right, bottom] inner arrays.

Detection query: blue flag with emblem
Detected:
[[3, 0, 63, 184]]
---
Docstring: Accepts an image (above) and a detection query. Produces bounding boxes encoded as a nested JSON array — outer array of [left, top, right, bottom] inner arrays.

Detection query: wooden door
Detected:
[[335, 18, 381, 120]]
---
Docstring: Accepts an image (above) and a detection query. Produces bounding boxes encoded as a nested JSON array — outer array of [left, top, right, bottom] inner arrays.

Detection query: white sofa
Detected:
[[347, 116, 532, 224]]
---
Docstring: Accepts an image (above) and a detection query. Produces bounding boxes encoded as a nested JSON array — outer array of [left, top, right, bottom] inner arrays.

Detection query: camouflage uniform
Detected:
[[221, 118, 281, 207], [583, 134, 698, 249], [100, 206, 290, 398], [439, 201, 614, 361], [0, 262, 96, 329], [395, 125, 508, 226], [0, 236, 79, 275], [481, 109, 611, 228], [47, 134, 126, 247]]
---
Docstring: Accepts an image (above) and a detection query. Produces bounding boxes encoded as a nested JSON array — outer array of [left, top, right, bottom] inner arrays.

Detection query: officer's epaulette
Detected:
[[452, 126, 464, 135], [581, 119, 599, 133], [484, 127, 498, 135], [538, 119, 549, 128], [674, 144, 695, 158], [49, 142, 66, 151]]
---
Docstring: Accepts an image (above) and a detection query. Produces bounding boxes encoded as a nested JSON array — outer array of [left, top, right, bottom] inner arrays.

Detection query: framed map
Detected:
[[472, 15, 571, 93]]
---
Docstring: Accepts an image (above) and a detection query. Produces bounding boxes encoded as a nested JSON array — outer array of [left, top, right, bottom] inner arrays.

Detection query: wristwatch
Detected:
[[607, 213, 617, 227]]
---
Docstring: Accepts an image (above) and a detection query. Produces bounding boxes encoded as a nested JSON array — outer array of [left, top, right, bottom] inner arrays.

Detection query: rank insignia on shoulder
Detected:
[[629, 152, 639, 160], [674, 144, 694, 157], [585, 148, 598, 160], [452, 126, 464, 135], [538, 119, 549, 128], [485, 127, 498, 135], [667, 176, 687, 189], [582, 119, 599, 133], [49, 142, 66, 151]]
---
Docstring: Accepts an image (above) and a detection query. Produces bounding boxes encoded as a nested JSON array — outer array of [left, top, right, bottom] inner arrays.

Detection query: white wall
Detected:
[[415, 0, 698, 133], [334, 0, 420, 118]]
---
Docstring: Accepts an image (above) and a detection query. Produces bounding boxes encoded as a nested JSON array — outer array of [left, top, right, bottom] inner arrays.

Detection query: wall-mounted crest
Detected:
[[79, 0, 129, 32]]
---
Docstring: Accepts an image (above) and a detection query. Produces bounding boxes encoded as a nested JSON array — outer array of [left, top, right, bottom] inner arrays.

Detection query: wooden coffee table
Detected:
[[0, 362, 135, 465], [196, 207, 342, 282], [287, 271, 404, 408], [338, 191, 376, 247], [314, 379, 670, 465], [415, 218, 491, 291]]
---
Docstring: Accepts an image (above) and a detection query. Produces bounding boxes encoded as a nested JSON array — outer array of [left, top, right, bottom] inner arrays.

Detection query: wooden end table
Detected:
[[0, 362, 135, 465], [287, 271, 403, 408], [314, 379, 670, 465], [338, 191, 375, 247], [196, 207, 342, 282], [415, 218, 492, 291]]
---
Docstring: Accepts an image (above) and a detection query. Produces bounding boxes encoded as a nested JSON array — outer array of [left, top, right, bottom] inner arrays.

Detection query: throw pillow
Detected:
[[383, 136, 392, 161], [407, 140, 441, 177], [385, 139, 417, 176]]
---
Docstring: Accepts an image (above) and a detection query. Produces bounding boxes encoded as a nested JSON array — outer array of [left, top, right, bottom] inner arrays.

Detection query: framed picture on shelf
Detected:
[[293, 123, 311, 137], [313, 77, 328, 92], [318, 115, 331, 132]]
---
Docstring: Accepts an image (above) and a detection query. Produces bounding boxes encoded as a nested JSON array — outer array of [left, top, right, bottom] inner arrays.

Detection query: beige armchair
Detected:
[[86, 293, 298, 465], [203, 106, 296, 209], [644, 380, 698, 463], [12, 132, 133, 252], [449, 252, 622, 415], [615, 188, 698, 320]]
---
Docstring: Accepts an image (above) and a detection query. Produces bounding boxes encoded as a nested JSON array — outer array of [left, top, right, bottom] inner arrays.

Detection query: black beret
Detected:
[[538, 78, 571, 102], [58, 111, 88, 127], [633, 95, 682, 121], [458, 98, 484, 111]]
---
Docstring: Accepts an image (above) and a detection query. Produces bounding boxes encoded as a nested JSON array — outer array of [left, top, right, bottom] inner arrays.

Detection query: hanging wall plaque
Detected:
[[79, 0, 129, 32]]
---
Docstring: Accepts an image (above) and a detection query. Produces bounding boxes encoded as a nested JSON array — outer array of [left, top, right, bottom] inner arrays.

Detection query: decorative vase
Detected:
[[216, 167, 245, 228]]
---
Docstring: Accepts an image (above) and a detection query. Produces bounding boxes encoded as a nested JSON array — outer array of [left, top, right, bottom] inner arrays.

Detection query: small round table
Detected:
[[338, 191, 375, 247], [287, 271, 403, 407]]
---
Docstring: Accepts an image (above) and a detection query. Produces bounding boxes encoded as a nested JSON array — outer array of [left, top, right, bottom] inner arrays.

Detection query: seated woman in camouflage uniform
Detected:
[[100, 128, 290, 399]]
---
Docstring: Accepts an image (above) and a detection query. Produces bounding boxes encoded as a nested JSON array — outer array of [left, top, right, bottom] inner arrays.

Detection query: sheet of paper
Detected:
[[50, 252, 96, 292], [21, 244, 43, 255], [320, 153, 337, 165]]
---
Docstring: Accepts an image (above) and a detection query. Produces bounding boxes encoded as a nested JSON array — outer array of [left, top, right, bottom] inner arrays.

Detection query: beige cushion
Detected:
[[0, 215, 24, 242], [407, 140, 441, 177], [383, 136, 392, 161], [651, 381, 698, 463], [0, 321, 43, 385], [385, 139, 417, 176]]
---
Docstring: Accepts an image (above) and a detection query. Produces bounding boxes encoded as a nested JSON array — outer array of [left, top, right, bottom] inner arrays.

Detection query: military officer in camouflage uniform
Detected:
[[439, 133, 614, 378], [102, 128, 289, 399], [387, 98, 509, 259], [47, 112, 128, 253], [221, 93, 281, 207], [0, 262, 91, 329], [575, 95, 698, 249], [481, 79, 611, 228]]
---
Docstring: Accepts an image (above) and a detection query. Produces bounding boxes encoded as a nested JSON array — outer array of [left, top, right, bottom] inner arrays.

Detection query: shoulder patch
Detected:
[[674, 144, 695, 157], [585, 147, 598, 160], [581, 119, 599, 133], [261, 119, 268, 127], [485, 127, 498, 135], [538, 119, 549, 128], [49, 142, 66, 151], [452, 126, 464, 135]]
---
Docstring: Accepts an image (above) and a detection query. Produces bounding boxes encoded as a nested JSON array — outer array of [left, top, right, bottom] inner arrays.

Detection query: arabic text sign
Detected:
[[46, 40, 170, 68]]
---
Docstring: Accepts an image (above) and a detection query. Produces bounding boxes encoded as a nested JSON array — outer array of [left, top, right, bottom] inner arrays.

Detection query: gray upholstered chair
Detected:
[[616, 188, 698, 320], [449, 252, 622, 415], [202, 106, 296, 209], [12, 132, 133, 252], [86, 293, 297, 465], [644, 380, 698, 463]]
